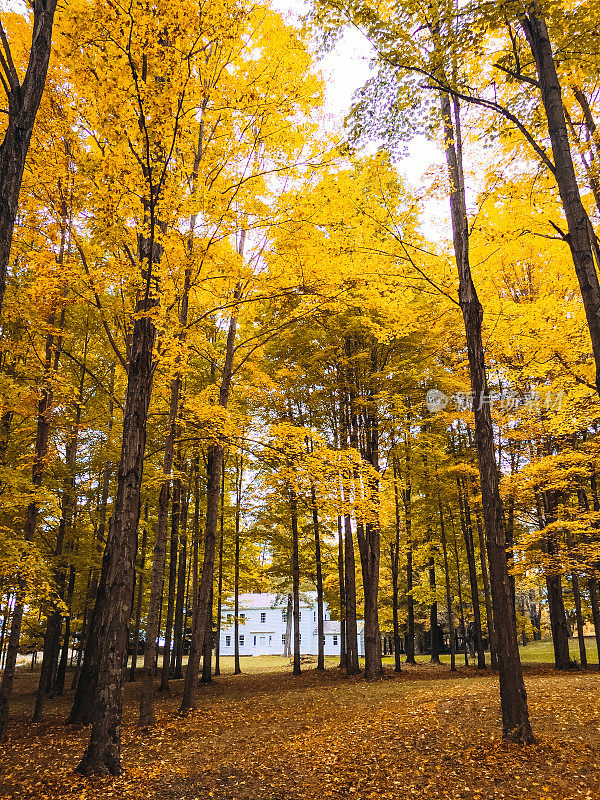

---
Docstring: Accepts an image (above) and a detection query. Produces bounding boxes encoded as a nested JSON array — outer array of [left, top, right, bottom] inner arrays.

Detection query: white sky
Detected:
[[270, 0, 445, 211]]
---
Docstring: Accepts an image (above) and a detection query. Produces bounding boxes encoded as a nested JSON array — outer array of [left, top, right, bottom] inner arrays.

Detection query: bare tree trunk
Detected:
[[588, 578, 600, 669], [180, 286, 240, 713], [438, 496, 456, 671], [391, 453, 402, 673], [474, 507, 497, 668], [173, 475, 190, 679], [160, 461, 180, 690], [234, 455, 243, 674], [214, 462, 225, 677], [456, 478, 486, 668], [311, 485, 325, 670], [290, 489, 301, 676], [138, 377, 180, 725], [129, 506, 148, 681], [76, 230, 160, 774], [441, 90, 533, 742], [337, 516, 347, 670], [201, 583, 213, 684]]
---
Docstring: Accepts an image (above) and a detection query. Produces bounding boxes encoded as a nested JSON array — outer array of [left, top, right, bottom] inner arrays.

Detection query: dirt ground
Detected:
[[1, 661, 600, 800]]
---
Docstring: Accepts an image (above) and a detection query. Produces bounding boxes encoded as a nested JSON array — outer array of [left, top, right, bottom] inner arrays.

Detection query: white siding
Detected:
[[218, 593, 364, 657]]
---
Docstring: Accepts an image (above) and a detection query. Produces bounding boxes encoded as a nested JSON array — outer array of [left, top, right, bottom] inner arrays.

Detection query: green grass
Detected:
[[122, 636, 600, 679], [380, 636, 599, 668]]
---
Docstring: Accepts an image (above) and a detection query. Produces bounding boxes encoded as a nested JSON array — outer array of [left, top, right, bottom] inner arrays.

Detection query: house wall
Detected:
[[218, 594, 361, 657]]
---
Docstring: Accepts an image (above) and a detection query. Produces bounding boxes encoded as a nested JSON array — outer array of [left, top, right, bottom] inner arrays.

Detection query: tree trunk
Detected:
[[441, 90, 533, 742], [391, 455, 402, 672], [456, 479, 486, 668], [337, 516, 347, 670], [234, 455, 243, 674], [180, 286, 240, 713], [0, 0, 58, 315], [160, 464, 180, 690], [429, 554, 439, 663], [588, 578, 600, 669], [0, 306, 63, 737], [138, 377, 181, 725], [283, 594, 292, 658], [214, 462, 225, 677], [343, 510, 359, 674], [76, 229, 160, 774], [173, 475, 190, 680], [520, 8, 600, 398], [311, 485, 325, 670], [290, 489, 301, 676], [474, 507, 497, 668], [438, 495, 456, 671], [571, 572, 587, 668], [201, 583, 213, 684], [129, 507, 148, 682]]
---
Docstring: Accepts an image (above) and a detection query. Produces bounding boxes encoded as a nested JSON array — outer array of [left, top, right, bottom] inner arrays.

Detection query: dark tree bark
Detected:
[[160, 464, 180, 690], [129, 506, 148, 682], [173, 475, 190, 679], [391, 453, 402, 673], [283, 593, 292, 659], [76, 227, 161, 774], [571, 571, 587, 668], [428, 553, 439, 663], [289, 489, 301, 676], [588, 578, 600, 669], [402, 435, 415, 665], [201, 583, 213, 684], [537, 489, 571, 669], [474, 506, 497, 668], [214, 462, 225, 677], [0, 1, 59, 316], [348, 346, 382, 679], [234, 455, 243, 674], [311, 484, 325, 670], [456, 478, 486, 668], [441, 90, 533, 742], [339, 391, 359, 675], [438, 494, 456, 671], [337, 516, 347, 670], [0, 299, 64, 737], [520, 8, 600, 399], [180, 286, 240, 713]]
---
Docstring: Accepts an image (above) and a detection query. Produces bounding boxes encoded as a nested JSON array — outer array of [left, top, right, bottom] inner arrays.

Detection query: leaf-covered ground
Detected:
[[2, 660, 600, 800]]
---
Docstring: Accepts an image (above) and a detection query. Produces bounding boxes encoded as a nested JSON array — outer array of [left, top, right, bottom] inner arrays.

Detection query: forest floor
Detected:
[[1, 651, 600, 800]]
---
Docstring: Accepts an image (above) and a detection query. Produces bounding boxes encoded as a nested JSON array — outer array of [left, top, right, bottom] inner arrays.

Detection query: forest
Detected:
[[1, 0, 600, 797]]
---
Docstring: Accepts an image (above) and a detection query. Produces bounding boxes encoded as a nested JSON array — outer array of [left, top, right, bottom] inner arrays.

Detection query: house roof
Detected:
[[226, 592, 317, 611]]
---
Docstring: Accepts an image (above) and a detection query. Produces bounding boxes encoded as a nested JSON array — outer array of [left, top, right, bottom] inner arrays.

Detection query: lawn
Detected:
[[2, 648, 600, 800]]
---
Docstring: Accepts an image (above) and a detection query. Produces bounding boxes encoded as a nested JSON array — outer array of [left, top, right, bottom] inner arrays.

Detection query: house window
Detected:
[[260, 612, 266, 623], [281, 634, 286, 644], [253, 635, 257, 646], [239, 635, 244, 646], [226, 614, 233, 624], [269, 636, 272, 645], [240, 613, 245, 622], [226, 635, 231, 647], [325, 613, 330, 621], [298, 611, 301, 621], [333, 635, 338, 646], [282, 610, 287, 622], [314, 611, 316, 622]]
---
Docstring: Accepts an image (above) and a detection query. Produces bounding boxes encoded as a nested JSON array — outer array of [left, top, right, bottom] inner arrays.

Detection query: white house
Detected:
[[218, 592, 365, 657]]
